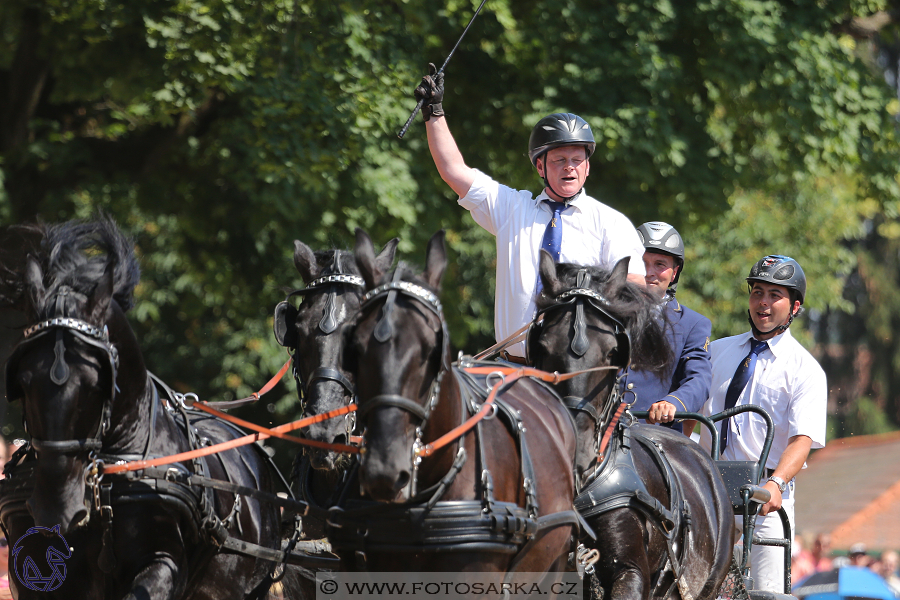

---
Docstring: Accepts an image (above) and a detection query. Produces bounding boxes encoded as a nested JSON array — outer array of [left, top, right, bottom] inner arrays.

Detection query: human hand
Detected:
[[759, 480, 783, 516], [413, 63, 445, 121], [647, 400, 677, 424]]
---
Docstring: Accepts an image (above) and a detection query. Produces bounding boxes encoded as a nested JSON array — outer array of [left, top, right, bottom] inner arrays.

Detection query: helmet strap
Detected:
[[747, 309, 794, 337], [541, 175, 582, 203]]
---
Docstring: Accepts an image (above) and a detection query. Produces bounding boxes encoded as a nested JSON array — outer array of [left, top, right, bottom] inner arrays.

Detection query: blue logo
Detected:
[[11, 524, 71, 592]]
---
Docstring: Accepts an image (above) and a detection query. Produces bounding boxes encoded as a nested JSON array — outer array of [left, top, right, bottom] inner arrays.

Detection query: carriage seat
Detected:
[[716, 460, 771, 516]]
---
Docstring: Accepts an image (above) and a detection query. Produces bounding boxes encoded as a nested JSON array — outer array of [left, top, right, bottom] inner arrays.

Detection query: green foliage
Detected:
[[2, 0, 900, 452]]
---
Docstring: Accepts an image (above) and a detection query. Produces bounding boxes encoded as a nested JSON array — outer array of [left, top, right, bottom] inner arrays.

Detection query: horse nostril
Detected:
[[395, 471, 410, 494]]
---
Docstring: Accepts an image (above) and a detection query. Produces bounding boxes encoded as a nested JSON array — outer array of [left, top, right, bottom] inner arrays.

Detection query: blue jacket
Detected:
[[622, 296, 712, 433]]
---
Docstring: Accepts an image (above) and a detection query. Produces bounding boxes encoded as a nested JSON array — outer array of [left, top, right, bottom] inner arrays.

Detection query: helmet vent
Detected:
[[773, 265, 794, 280], [664, 235, 681, 250]]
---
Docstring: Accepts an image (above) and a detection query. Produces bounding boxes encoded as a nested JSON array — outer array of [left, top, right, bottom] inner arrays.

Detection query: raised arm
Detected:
[[414, 64, 476, 198], [424, 116, 476, 198]]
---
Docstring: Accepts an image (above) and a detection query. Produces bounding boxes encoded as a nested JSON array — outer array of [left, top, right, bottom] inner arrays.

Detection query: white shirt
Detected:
[[698, 328, 827, 476], [459, 169, 646, 357]]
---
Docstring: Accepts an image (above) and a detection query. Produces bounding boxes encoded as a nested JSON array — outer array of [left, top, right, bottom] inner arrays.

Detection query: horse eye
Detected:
[[18, 370, 33, 389]]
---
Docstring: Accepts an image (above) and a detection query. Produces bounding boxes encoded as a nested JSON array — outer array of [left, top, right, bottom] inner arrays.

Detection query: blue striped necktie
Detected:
[[720, 339, 769, 452], [536, 200, 566, 295]]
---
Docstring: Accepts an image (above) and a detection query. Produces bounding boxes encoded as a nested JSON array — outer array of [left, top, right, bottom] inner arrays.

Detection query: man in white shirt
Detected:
[[698, 255, 827, 593], [414, 64, 646, 359]]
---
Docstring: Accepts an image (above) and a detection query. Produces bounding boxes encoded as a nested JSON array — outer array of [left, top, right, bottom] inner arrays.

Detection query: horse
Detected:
[[528, 250, 735, 600], [1, 218, 301, 600], [332, 229, 580, 579], [272, 237, 397, 537]]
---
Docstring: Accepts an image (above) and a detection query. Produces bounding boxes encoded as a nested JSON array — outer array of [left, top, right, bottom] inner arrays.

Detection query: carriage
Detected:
[[0, 219, 796, 600]]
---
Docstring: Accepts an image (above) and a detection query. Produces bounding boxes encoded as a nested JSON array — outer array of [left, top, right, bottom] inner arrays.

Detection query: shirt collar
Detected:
[[535, 189, 585, 213], [741, 326, 793, 358]]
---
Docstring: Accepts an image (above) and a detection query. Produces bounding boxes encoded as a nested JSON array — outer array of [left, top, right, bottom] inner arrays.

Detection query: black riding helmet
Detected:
[[746, 254, 806, 336], [636, 221, 684, 293], [528, 113, 596, 202]]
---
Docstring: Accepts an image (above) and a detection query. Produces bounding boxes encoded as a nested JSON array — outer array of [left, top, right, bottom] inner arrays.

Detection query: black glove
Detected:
[[413, 62, 444, 121]]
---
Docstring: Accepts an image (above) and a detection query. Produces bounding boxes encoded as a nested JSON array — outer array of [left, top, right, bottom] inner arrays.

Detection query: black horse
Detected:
[[333, 230, 580, 578], [1, 219, 300, 600], [529, 251, 734, 600], [273, 237, 397, 538]]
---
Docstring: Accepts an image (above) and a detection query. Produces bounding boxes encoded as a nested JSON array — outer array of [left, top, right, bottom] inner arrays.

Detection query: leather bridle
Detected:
[[527, 270, 631, 465], [5, 286, 119, 456], [274, 252, 364, 410], [355, 273, 449, 495]]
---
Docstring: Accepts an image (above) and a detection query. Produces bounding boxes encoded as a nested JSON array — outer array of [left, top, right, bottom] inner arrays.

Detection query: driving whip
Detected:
[[397, 0, 489, 139]]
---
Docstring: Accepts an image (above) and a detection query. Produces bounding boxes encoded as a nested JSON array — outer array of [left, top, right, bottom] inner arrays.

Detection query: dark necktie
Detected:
[[720, 339, 769, 452], [536, 200, 566, 295]]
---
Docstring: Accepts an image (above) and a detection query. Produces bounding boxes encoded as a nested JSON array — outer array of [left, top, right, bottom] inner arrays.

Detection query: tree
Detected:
[[3, 1, 899, 453]]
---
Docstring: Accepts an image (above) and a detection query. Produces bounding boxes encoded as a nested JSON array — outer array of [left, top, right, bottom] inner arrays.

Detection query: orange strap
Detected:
[[417, 363, 618, 457], [597, 402, 627, 461], [101, 404, 358, 476], [204, 357, 293, 407]]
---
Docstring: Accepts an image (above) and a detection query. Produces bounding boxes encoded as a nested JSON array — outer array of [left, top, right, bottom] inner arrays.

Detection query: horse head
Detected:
[[351, 229, 447, 503], [275, 236, 397, 470], [529, 251, 672, 483], [5, 219, 142, 534]]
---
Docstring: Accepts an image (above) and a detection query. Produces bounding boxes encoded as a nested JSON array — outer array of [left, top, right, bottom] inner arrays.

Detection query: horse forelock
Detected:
[[316, 248, 361, 277], [35, 217, 140, 317]]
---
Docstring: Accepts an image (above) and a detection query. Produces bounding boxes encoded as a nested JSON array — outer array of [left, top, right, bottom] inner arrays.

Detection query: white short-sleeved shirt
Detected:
[[698, 328, 827, 479], [458, 169, 646, 357]]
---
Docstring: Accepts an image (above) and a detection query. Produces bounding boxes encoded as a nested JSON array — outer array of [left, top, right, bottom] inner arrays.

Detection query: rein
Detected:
[[101, 403, 360, 476]]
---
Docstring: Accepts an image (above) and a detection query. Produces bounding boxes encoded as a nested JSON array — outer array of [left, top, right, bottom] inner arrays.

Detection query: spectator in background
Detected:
[[792, 534, 816, 583], [849, 543, 871, 568], [812, 533, 833, 572], [875, 550, 900, 595], [0, 436, 7, 480], [0, 534, 11, 600]]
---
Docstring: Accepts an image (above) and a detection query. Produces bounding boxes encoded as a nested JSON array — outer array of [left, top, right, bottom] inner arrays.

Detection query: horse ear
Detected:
[[538, 250, 563, 299], [423, 230, 446, 290], [374, 238, 399, 275], [24, 255, 45, 316], [354, 228, 378, 289], [87, 262, 115, 325], [293, 240, 319, 283], [606, 256, 631, 295]]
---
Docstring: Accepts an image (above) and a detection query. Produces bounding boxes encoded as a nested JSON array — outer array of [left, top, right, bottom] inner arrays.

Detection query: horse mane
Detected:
[[38, 216, 141, 313], [538, 262, 673, 379], [0, 223, 47, 310]]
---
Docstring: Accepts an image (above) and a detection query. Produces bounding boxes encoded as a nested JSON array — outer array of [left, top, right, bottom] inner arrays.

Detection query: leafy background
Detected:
[[3, 0, 900, 471]]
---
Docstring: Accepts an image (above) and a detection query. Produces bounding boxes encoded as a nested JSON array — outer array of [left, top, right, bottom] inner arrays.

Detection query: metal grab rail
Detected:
[[631, 406, 791, 595], [630, 406, 774, 483]]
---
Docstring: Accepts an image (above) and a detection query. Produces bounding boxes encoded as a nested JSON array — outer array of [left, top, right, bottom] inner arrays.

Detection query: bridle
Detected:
[[355, 271, 450, 495], [527, 269, 631, 460], [5, 286, 119, 456], [274, 252, 364, 425]]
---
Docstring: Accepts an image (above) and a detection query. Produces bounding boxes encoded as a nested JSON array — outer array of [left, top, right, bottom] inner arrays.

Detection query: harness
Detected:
[[531, 272, 695, 598], [2, 299, 336, 591], [325, 276, 581, 570]]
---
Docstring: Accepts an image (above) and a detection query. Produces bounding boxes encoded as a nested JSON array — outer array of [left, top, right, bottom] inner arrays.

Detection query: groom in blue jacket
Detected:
[[623, 222, 712, 434]]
